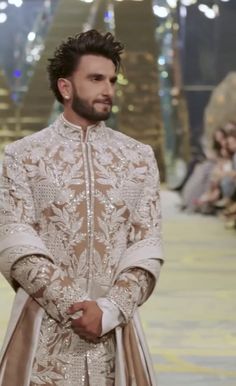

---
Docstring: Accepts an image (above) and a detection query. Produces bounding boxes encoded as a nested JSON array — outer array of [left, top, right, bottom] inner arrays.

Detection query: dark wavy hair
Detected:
[[47, 29, 124, 103]]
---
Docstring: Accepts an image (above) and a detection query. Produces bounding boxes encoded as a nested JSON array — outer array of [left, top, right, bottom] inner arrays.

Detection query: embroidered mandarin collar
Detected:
[[55, 114, 107, 142]]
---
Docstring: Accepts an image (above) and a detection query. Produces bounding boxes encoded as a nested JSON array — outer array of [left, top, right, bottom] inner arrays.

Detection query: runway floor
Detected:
[[0, 190, 236, 385]]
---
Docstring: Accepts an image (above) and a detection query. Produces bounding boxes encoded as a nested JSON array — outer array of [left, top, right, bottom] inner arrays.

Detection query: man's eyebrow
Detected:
[[87, 73, 104, 78], [86, 73, 117, 82]]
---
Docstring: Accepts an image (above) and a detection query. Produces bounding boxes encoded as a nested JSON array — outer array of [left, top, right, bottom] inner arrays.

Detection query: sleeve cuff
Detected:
[[96, 297, 124, 336], [0, 224, 53, 285]]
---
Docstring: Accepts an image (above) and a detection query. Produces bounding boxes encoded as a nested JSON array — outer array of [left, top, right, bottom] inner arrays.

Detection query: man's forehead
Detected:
[[76, 54, 116, 74]]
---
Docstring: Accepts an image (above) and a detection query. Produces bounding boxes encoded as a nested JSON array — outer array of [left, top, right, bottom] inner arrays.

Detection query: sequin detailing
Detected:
[[0, 114, 163, 385], [12, 255, 88, 322], [106, 268, 153, 323]]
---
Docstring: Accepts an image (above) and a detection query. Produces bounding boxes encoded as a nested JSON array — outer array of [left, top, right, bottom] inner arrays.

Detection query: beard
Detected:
[[71, 89, 112, 123]]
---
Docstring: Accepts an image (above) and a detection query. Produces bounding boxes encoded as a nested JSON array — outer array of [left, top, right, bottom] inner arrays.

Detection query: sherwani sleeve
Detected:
[[0, 149, 87, 323], [105, 146, 164, 324]]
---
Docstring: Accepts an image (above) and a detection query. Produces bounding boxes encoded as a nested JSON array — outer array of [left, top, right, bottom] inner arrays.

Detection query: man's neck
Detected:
[[63, 109, 97, 131]]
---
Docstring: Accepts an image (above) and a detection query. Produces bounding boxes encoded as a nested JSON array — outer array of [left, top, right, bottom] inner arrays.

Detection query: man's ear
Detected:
[[57, 78, 72, 101]]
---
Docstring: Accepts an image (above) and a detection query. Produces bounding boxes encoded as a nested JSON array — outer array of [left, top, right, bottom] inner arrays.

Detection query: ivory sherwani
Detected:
[[0, 115, 164, 386]]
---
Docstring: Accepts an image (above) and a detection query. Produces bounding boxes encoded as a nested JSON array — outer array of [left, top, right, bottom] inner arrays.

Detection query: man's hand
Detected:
[[67, 301, 103, 341]]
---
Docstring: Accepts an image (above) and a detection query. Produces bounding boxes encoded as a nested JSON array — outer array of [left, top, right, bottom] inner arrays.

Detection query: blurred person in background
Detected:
[[195, 132, 232, 214], [180, 128, 228, 212], [220, 127, 236, 201], [220, 127, 236, 228]]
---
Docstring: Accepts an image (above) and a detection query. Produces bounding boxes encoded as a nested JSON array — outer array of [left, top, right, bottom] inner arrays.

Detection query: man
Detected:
[[0, 30, 164, 386]]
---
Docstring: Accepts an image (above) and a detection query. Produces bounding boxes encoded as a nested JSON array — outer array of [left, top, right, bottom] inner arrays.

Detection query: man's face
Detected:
[[69, 54, 117, 123]]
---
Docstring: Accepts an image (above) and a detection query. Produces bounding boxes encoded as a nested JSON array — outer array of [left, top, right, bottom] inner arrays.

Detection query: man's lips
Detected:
[[95, 100, 112, 106]]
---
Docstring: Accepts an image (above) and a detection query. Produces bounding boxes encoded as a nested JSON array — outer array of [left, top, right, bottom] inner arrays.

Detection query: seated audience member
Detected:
[[221, 128, 236, 228], [181, 128, 228, 212], [196, 135, 232, 214], [216, 129, 236, 204]]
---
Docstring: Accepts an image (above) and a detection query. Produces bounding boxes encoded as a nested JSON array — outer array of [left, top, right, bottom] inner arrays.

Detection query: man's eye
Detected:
[[92, 76, 101, 81]]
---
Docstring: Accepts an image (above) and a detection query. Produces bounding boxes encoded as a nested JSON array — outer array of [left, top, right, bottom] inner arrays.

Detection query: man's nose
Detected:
[[102, 81, 114, 97]]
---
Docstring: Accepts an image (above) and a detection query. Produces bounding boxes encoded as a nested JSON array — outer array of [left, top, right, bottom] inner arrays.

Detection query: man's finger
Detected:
[[71, 317, 86, 328], [67, 302, 86, 314]]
